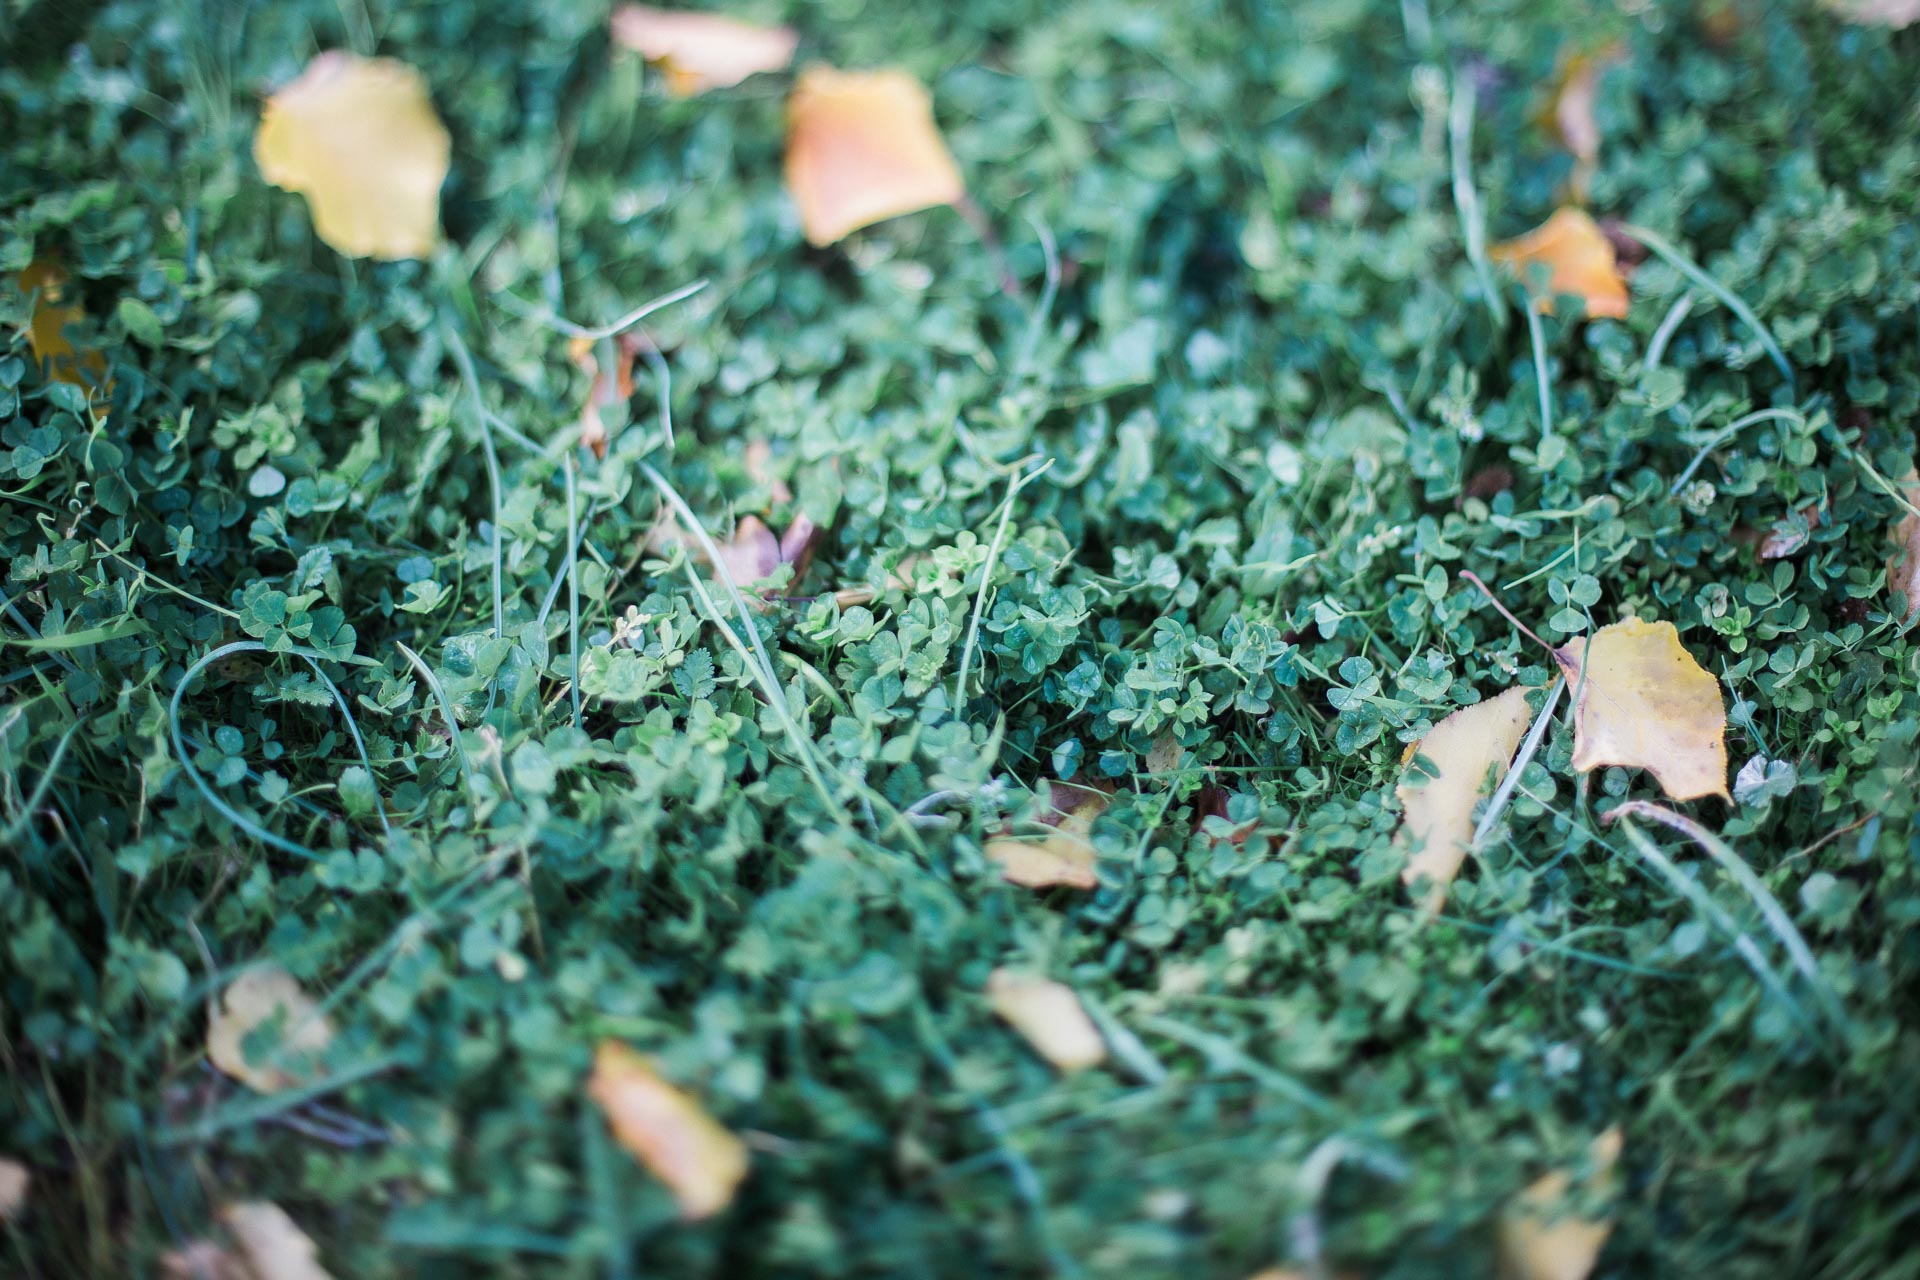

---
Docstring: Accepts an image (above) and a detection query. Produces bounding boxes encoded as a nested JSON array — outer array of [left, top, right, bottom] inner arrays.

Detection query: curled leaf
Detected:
[[16, 260, 107, 389], [588, 1040, 749, 1220], [1886, 471, 1920, 621], [612, 5, 798, 96], [1498, 1128, 1624, 1280], [784, 65, 965, 247], [0, 1157, 27, 1221], [1492, 208, 1629, 320], [984, 782, 1106, 890], [207, 964, 334, 1094], [221, 1201, 336, 1280], [986, 970, 1107, 1071], [255, 53, 451, 260], [1555, 619, 1728, 802], [1397, 685, 1536, 909]]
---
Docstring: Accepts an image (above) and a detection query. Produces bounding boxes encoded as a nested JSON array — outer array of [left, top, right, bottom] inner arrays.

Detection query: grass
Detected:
[[2, 0, 1920, 1277]]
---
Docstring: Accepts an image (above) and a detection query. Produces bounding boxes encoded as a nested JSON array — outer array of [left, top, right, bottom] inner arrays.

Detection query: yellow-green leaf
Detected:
[[1554, 619, 1728, 801], [1397, 686, 1536, 910], [1498, 1128, 1624, 1280]]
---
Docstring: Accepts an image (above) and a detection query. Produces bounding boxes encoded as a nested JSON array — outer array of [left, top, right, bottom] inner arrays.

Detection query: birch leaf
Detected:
[[984, 782, 1105, 890], [1554, 619, 1728, 801], [588, 1040, 749, 1220], [1498, 1128, 1624, 1280], [1492, 208, 1629, 320], [221, 1202, 335, 1280], [986, 970, 1107, 1071], [1397, 686, 1535, 910], [611, 5, 798, 96], [255, 53, 451, 260], [0, 1158, 26, 1221], [784, 66, 965, 247], [206, 965, 334, 1094]]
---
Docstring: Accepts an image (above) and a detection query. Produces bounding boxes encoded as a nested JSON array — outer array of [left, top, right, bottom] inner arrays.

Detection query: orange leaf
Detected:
[[16, 260, 107, 391], [784, 66, 965, 247], [612, 5, 798, 97], [1491, 208, 1629, 320], [588, 1040, 749, 1220], [255, 53, 451, 260]]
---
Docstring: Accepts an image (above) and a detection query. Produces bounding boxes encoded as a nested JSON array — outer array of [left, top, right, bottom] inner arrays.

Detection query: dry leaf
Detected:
[[16, 260, 107, 390], [612, 5, 798, 96], [1886, 471, 1920, 621], [1397, 686, 1536, 910], [1491, 208, 1630, 320], [569, 334, 642, 460], [1821, 0, 1920, 25], [986, 970, 1107, 1071], [0, 1157, 27, 1220], [588, 1040, 749, 1220], [161, 1240, 252, 1280], [784, 65, 965, 247], [207, 965, 334, 1094], [255, 53, 451, 260], [1540, 47, 1621, 199], [1555, 619, 1728, 802], [1498, 1128, 1624, 1280], [221, 1202, 335, 1280], [984, 782, 1106, 890]]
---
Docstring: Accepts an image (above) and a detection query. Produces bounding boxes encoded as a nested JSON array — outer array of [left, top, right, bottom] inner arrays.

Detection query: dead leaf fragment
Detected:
[[1498, 1128, 1624, 1280], [1540, 47, 1621, 199], [1397, 686, 1535, 910], [207, 964, 334, 1094], [612, 5, 798, 96], [1555, 619, 1728, 802], [1885, 471, 1920, 621], [1821, 0, 1920, 25], [221, 1201, 335, 1280], [255, 53, 451, 260], [0, 1157, 27, 1220], [984, 782, 1106, 890], [986, 970, 1107, 1071], [588, 1040, 749, 1220], [16, 260, 107, 389], [784, 65, 965, 247], [1492, 208, 1630, 320]]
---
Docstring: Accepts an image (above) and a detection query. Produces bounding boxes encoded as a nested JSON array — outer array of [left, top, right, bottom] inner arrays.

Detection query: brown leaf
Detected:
[[0, 1157, 27, 1221], [784, 66, 965, 247], [588, 1040, 749, 1220], [1757, 503, 1821, 560], [611, 5, 798, 96], [1539, 46, 1622, 200], [255, 53, 451, 260], [1497, 1128, 1624, 1280], [1554, 619, 1728, 802], [1491, 208, 1630, 321], [986, 970, 1107, 1071], [16, 260, 108, 391], [1397, 686, 1536, 911], [1886, 472, 1920, 621], [206, 965, 334, 1095], [984, 782, 1106, 890]]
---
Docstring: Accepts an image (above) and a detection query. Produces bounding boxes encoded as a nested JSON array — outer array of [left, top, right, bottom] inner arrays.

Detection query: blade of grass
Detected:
[[1620, 223, 1794, 388], [1450, 71, 1507, 330]]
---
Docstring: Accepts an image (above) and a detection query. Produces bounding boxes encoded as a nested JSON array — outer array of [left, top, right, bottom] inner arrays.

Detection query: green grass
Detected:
[[3, 0, 1920, 1277]]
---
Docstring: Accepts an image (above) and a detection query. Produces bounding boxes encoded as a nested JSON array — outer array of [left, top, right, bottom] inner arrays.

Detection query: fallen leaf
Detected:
[[986, 970, 1107, 1071], [221, 1202, 335, 1280], [1758, 503, 1821, 560], [1886, 471, 1920, 621], [784, 65, 965, 247], [1498, 1128, 1624, 1280], [569, 335, 642, 461], [255, 53, 451, 260], [1539, 47, 1621, 199], [1492, 208, 1630, 320], [161, 1240, 251, 1280], [1555, 619, 1728, 801], [1397, 686, 1536, 910], [16, 260, 107, 390], [207, 964, 334, 1094], [612, 5, 798, 96], [1820, 0, 1920, 25], [0, 1157, 27, 1220], [588, 1040, 749, 1220], [984, 782, 1106, 890]]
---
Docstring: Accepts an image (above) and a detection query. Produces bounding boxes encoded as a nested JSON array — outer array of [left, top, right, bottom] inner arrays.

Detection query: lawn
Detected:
[[3, 0, 1919, 1276]]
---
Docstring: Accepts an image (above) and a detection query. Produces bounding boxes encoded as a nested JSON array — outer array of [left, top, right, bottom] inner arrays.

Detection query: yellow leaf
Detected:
[[255, 53, 451, 261], [0, 1157, 27, 1221], [1498, 1128, 1624, 1280], [1491, 208, 1629, 321], [1885, 471, 1920, 621], [206, 965, 334, 1094], [588, 1040, 749, 1220], [611, 5, 798, 97], [16, 260, 108, 390], [986, 970, 1107, 1071], [984, 783, 1105, 890], [1555, 619, 1728, 802], [1821, 0, 1920, 25], [221, 1201, 335, 1280], [784, 65, 965, 247], [1539, 46, 1622, 200], [1397, 686, 1536, 911]]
